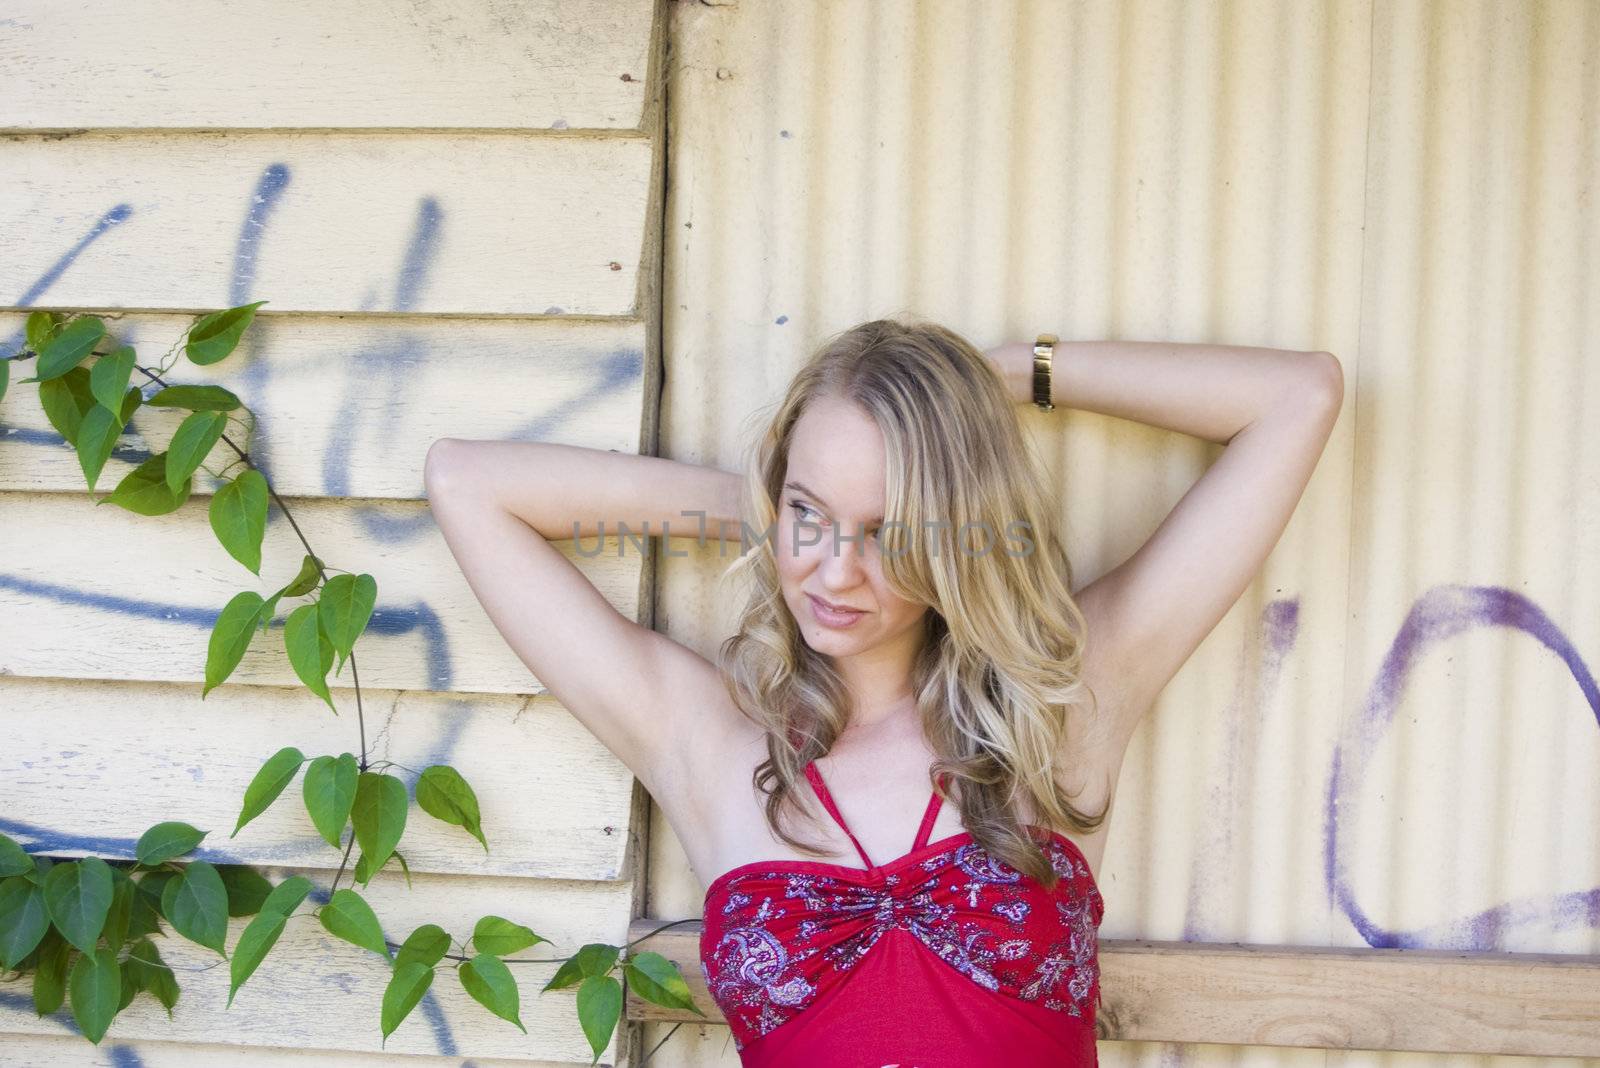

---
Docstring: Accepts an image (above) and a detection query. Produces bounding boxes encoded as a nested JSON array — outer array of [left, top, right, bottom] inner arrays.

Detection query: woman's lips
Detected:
[[807, 594, 864, 628]]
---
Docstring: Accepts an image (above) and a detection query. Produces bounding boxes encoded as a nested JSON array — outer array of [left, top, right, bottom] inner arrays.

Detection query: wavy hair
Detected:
[[714, 317, 1111, 889]]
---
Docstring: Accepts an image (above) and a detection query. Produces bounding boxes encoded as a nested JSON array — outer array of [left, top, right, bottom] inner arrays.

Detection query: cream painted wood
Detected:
[[3, 1034, 557, 1068], [0, 867, 635, 1062], [0, 0, 655, 132], [0, 133, 652, 316], [0, 491, 645, 696], [0, 312, 648, 498], [0, 676, 637, 881]]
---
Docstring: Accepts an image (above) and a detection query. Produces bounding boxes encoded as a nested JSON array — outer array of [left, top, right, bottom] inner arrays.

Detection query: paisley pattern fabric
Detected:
[[699, 762, 1105, 1059]]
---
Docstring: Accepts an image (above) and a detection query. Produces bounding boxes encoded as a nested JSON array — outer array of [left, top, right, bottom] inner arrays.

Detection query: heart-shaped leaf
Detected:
[[31, 927, 70, 1015], [0, 833, 32, 877], [0, 876, 50, 967], [186, 301, 266, 365], [42, 858, 113, 955], [542, 942, 619, 993], [318, 573, 376, 676], [381, 961, 435, 1045], [318, 888, 388, 959], [210, 468, 269, 575], [623, 951, 703, 1014], [145, 383, 241, 411], [228, 908, 287, 1006], [135, 822, 207, 866], [88, 345, 136, 412], [67, 947, 120, 1043], [416, 765, 487, 850], [166, 410, 228, 494], [576, 974, 623, 1063], [99, 452, 191, 516], [393, 924, 451, 971], [284, 604, 337, 714], [460, 953, 524, 1033], [472, 915, 542, 957], [216, 865, 274, 917], [351, 772, 407, 879], [303, 753, 358, 848], [160, 861, 228, 956], [128, 938, 178, 1016], [203, 590, 266, 698], [233, 746, 307, 837], [36, 316, 104, 381]]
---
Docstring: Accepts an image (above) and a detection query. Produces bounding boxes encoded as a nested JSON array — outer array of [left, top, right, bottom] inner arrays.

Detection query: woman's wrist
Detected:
[[984, 341, 1041, 406]]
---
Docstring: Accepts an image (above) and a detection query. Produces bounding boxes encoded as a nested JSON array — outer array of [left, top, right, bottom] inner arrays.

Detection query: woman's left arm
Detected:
[[989, 339, 1344, 756]]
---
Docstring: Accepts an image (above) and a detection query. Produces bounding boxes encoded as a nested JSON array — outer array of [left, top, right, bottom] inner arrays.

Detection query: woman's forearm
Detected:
[[991, 339, 1337, 445], [424, 439, 744, 545]]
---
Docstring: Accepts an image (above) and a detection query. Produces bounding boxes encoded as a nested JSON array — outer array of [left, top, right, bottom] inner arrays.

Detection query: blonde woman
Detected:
[[423, 318, 1342, 1067]]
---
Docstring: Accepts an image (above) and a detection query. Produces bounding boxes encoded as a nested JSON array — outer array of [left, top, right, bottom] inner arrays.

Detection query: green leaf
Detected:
[[186, 301, 267, 365], [318, 888, 388, 959], [318, 573, 377, 676], [36, 315, 104, 381], [260, 875, 313, 919], [128, 939, 178, 1016], [31, 927, 70, 1016], [459, 953, 524, 1033], [542, 942, 620, 993], [24, 856, 54, 885], [99, 452, 192, 516], [25, 310, 56, 352], [381, 961, 435, 1046], [0, 354, 7, 406], [415, 765, 487, 850], [623, 951, 703, 1014], [284, 603, 337, 714], [39, 366, 96, 446], [118, 953, 140, 1012], [303, 753, 359, 849], [351, 772, 407, 879], [130, 870, 171, 938], [166, 410, 228, 494], [75, 402, 125, 494], [203, 590, 266, 698], [0, 876, 50, 968], [42, 858, 113, 955], [472, 915, 543, 957], [227, 908, 287, 1006], [160, 861, 229, 956], [393, 924, 451, 971], [576, 974, 623, 1064], [68, 947, 120, 1044], [101, 876, 135, 951], [233, 746, 307, 837], [209, 468, 269, 575], [277, 554, 324, 598], [145, 383, 242, 411], [88, 345, 136, 412], [216, 865, 274, 917], [0, 833, 32, 877], [135, 822, 208, 866]]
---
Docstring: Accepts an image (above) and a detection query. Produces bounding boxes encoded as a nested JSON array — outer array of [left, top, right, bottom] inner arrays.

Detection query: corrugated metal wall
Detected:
[[646, 0, 1600, 1065], [0, 1, 665, 1064]]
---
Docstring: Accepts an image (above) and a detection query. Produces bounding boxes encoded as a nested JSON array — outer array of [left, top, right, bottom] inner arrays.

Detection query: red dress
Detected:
[[700, 760, 1105, 1067]]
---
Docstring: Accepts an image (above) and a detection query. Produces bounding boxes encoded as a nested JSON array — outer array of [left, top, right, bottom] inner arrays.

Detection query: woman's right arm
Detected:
[[422, 438, 746, 799]]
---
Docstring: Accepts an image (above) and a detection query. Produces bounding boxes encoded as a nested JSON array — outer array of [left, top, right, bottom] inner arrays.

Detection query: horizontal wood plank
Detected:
[[0, 313, 647, 499], [0, 133, 652, 316], [2, 1033, 556, 1067], [0, 491, 647, 695], [0, 676, 637, 881], [627, 919, 1600, 1057], [0, 0, 655, 132], [0, 867, 636, 1062]]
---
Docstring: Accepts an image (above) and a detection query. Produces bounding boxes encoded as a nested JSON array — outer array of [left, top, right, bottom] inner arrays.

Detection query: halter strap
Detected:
[[804, 761, 947, 869]]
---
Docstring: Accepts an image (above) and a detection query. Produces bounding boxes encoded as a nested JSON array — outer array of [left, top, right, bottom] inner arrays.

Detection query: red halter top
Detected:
[[699, 761, 1105, 1067]]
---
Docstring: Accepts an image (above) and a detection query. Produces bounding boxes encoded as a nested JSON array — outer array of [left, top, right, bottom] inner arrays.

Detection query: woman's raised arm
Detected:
[[422, 438, 745, 799]]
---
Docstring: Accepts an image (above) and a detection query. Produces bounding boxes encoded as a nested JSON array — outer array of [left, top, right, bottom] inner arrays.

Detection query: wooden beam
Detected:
[[625, 918, 1600, 1057]]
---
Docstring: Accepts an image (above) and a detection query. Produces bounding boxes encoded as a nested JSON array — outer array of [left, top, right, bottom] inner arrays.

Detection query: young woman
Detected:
[[423, 319, 1343, 1067]]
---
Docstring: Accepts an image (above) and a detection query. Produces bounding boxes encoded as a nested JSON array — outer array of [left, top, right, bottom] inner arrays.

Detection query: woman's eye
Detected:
[[790, 501, 820, 523]]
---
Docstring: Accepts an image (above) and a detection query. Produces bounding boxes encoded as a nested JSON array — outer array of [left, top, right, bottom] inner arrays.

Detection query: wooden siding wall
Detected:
[[0, 1, 666, 1065]]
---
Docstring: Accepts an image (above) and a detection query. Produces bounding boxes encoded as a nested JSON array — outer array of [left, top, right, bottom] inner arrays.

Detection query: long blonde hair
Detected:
[[715, 317, 1110, 888]]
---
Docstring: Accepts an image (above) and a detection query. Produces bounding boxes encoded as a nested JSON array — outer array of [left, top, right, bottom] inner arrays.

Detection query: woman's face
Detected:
[[775, 395, 930, 655]]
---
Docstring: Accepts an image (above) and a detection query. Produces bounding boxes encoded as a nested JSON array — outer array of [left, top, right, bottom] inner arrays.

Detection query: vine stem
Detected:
[[382, 917, 705, 965], [132, 362, 370, 773]]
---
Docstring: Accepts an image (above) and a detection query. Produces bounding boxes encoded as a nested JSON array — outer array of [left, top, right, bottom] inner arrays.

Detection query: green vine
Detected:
[[0, 306, 704, 1060]]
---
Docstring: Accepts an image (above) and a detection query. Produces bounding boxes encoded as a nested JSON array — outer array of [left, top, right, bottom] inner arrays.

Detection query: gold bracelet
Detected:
[[1032, 333, 1058, 411]]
